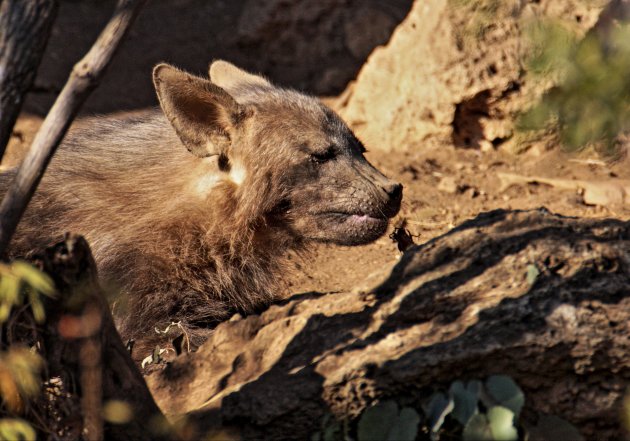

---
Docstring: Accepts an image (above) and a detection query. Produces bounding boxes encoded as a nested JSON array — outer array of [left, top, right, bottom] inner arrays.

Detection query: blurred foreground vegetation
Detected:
[[451, 0, 630, 154], [521, 20, 630, 153]]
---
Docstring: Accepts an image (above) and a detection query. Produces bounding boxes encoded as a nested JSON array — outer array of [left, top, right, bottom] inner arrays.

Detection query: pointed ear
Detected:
[[153, 63, 249, 157], [209, 60, 272, 93]]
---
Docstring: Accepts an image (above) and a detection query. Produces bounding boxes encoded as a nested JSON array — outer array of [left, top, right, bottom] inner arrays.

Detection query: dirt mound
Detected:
[[338, 0, 604, 152]]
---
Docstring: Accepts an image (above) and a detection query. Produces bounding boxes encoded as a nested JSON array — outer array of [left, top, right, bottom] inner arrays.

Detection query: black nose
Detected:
[[382, 182, 403, 217], [386, 182, 403, 202]]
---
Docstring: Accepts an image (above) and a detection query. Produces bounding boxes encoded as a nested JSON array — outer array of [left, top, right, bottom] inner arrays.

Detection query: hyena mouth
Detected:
[[327, 212, 388, 224], [321, 211, 390, 244]]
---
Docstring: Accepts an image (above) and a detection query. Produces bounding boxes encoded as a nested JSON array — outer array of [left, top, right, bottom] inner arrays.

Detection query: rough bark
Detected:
[[147, 209, 630, 440], [34, 235, 166, 441], [0, 0, 58, 159], [0, 0, 147, 256]]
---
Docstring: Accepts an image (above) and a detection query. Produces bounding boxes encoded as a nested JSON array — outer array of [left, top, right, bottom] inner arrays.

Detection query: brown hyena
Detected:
[[4, 61, 402, 357]]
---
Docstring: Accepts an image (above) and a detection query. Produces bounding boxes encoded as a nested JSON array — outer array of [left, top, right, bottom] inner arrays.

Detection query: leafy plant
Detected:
[[483, 375, 524, 417], [449, 380, 479, 426], [357, 400, 420, 441], [463, 406, 517, 441], [0, 418, 36, 441], [440, 376, 521, 440], [0, 348, 44, 414], [520, 21, 630, 152], [0, 260, 55, 324], [425, 392, 454, 439], [0, 261, 55, 437], [335, 375, 582, 441]]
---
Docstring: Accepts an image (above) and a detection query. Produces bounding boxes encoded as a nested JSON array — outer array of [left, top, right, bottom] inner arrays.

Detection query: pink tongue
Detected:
[[350, 214, 370, 222]]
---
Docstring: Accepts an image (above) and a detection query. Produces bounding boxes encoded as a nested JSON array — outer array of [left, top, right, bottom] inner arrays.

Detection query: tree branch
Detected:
[[0, 0, 58, 159]]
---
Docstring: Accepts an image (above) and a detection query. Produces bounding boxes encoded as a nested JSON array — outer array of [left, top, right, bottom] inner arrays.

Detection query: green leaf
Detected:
[[27, 291, 45, 324], [526, 264, 540, 285], [487, 406, 518, 441], [427, 392, 454, 435], [485, 375, 524, 418], [450, 381, 479, 426], [0, 304, 11, 324], [0, 273, 19, 307], [103, 400, 134, 424], [386, 407, 420, 441], [0, 418, 36, 441], [6, 348, 44, 399], [527, 415, 584, 441], [357, 400, 398, 441], [463, 413, 493, 441], [11, 261, 55, 297]]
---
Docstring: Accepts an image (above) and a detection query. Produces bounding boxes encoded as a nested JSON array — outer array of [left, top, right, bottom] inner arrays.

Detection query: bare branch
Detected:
[[0, 0, 147, 256]]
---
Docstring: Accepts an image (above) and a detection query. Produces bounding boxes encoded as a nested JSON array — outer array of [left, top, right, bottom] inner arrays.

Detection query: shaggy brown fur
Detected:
[[3, 61, 402, 357]]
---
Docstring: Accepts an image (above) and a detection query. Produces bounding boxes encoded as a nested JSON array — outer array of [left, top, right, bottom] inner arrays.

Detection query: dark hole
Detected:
[[492, 137, 506, 147]]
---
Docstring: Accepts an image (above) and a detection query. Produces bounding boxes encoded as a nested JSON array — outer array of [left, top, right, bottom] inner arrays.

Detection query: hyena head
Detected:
[[153, 61, 402, 246]]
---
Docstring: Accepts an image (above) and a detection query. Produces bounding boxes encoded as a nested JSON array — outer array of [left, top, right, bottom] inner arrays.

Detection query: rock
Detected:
[[338, 0, 604, 151], [437, 175, 458, 193], [497, 172, 630, 207], [236, 0, 413, 94], [344, 6, 398, 60], [147, 209, 630, 440], [479, 139, 494, 152]]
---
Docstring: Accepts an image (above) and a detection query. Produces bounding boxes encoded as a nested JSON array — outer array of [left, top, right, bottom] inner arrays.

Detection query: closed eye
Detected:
[[310, 147, 336, 164]]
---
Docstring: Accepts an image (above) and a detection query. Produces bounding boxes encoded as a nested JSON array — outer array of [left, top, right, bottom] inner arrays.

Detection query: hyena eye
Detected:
[[354, 138, 367, 154], [310, 147, 336, 164]]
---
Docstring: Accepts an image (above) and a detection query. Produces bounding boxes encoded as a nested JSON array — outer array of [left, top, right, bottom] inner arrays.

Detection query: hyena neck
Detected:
[[112, 211, 300, 341], [107, 169, 303, 340]]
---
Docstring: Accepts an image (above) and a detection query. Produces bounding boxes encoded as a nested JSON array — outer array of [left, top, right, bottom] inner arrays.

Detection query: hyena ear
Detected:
[[153, 63, 249, 157], [209, 60, 273, 93]]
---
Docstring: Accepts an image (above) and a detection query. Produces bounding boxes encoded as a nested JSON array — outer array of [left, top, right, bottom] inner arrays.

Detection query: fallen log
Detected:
[[147, 208, 630, 440]]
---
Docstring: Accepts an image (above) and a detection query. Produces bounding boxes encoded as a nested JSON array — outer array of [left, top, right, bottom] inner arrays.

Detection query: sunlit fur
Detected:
[[2, 63, 402, 356]]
